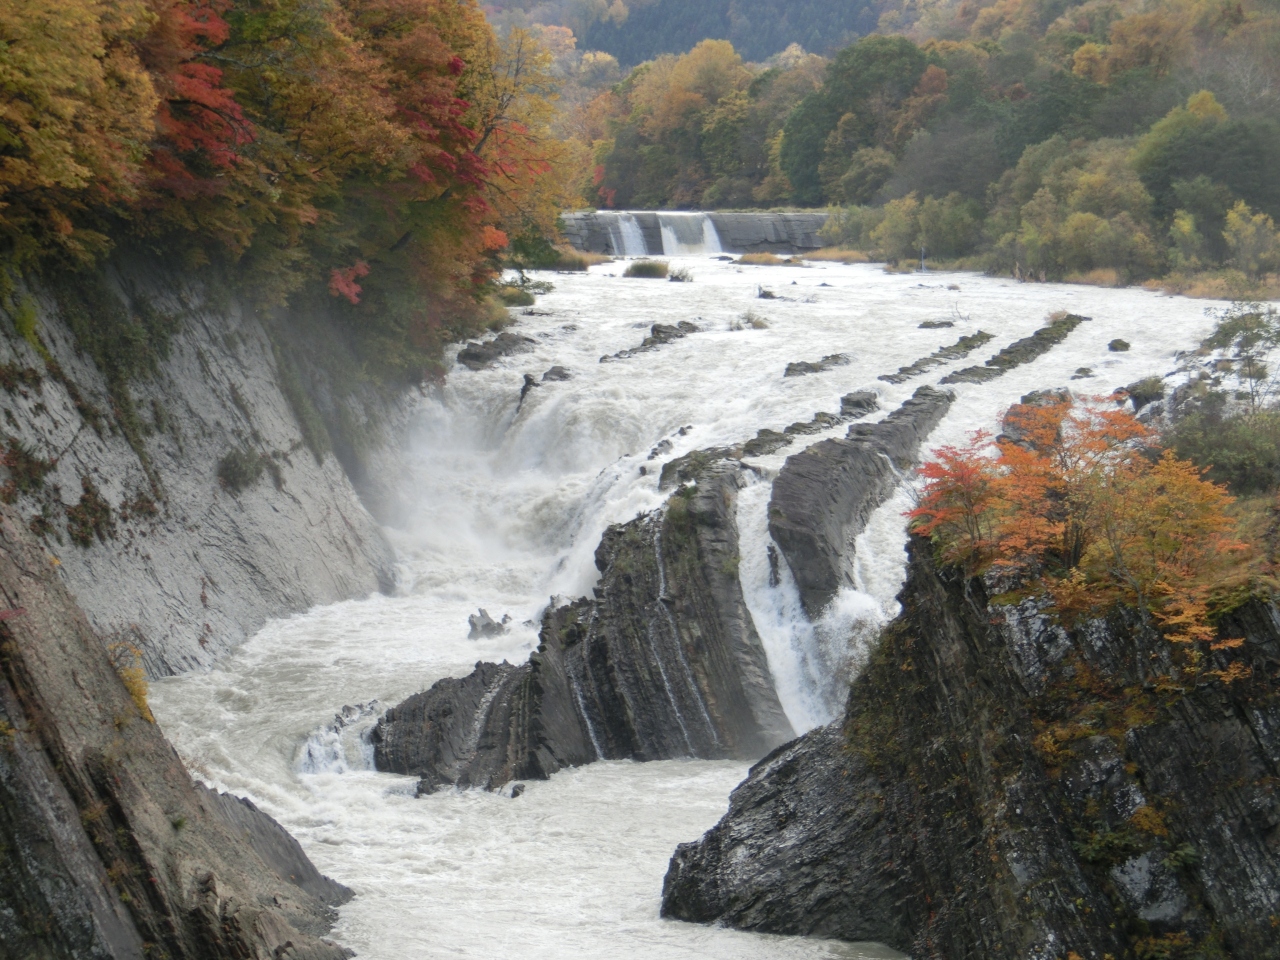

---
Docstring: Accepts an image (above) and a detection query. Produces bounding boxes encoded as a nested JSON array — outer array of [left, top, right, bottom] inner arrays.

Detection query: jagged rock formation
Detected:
[[941, 313, 1088, 384], [783, 353, 849, 377], [768, 385, 954, 617], [662, 537, 1280, 960], [601, 321, 699, 362], [0, 264, 395, 676], [878, 330, 994, 383], [0, 506, 349, 959], [372, 458, 794, 793]]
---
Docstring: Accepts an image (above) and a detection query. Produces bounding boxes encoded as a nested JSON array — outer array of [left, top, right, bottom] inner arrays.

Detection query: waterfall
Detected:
[[599, 211, 649, 256], [658, 213, 723, 256]]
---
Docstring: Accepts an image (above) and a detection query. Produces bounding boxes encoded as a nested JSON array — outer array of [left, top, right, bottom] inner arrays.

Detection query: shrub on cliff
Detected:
[[910, 397, 1247, 668]]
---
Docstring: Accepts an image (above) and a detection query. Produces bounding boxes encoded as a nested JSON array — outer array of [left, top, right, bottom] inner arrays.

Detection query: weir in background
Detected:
[[560, 211, 829, 256]]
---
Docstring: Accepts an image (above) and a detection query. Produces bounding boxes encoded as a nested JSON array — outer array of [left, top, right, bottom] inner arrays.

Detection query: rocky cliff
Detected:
[[769, 384, 953, 618], [662, 535, 1280, 959], [372, 457, 794, 792], [0, 505, 350, 959], [0, 262, 397, 676]]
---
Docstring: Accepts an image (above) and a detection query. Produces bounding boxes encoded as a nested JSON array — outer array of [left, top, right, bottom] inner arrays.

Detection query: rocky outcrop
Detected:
[[941, 313, 1088, 384], [0, 505, 349, 959], [456, 331, 536, 370], [783, 354, 849, 377], [601, 321, 699, 362], [0, 263, 396, 677], [372, 457, 794, 793], [768, 385, 954, 617], [559, 211, 829, 255], [878, 330, 994, 383], [662, 537, 1280, 960]]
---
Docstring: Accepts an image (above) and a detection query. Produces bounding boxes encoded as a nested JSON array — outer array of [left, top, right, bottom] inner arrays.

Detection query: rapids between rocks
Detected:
[[149, 258, 1223, 959]]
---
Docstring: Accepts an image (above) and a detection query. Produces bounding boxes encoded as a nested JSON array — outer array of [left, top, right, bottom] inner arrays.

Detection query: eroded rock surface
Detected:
[[769, 385, 953, 617], [941, 313, 1088, 384], [663, 538, 1280, 959], [0, 506, 350, 959], [373, 458, 793, 792]]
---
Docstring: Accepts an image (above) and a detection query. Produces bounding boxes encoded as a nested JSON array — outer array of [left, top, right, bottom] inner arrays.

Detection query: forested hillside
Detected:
[[485, 0, 880, 63], [557, 0, 1279, 289], [2, 0, 572, 377]]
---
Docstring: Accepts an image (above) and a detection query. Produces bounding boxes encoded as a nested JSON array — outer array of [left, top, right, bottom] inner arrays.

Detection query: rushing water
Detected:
[[149, 258, 1224, 959]]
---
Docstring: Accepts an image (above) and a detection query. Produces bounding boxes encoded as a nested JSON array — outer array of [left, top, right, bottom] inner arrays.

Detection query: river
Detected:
[[149, 255, 1221, 959]]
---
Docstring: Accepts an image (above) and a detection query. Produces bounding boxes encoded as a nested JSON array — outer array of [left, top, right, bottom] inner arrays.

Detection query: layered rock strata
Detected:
[[373, 458, 793, 792], [662, 537, 1280, 959], [0, 506, 349, 959], [768, 385, 954, 617], [940, 313, 1088, 384]]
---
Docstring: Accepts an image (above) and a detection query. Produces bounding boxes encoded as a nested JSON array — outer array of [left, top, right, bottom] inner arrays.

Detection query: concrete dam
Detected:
[[559, 211, 830, 256]]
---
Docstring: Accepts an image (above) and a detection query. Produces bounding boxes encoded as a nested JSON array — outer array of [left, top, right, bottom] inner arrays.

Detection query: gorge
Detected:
[[122, 252, 1237, 958]]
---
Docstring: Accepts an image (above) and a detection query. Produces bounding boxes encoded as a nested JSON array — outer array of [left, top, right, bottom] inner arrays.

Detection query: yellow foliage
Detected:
[[107, 642, 154, 723]]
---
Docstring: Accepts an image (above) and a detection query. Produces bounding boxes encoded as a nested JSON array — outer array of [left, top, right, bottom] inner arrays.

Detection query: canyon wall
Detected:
[[0, 505, 350, 959], [0, 261, 399, 677]]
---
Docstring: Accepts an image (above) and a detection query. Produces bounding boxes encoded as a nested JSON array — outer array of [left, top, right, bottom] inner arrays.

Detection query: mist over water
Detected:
[[149, 257, 1221, 959]]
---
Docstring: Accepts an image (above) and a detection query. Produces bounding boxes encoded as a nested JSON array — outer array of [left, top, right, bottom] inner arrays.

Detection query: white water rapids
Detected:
[[149, 258, 1224, 959]]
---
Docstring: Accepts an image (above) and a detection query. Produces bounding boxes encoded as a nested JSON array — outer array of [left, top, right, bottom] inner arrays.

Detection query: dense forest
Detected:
[[1, 0, 573, 376], [548, 0, 1279, 289], [484, 0, 880, 63]]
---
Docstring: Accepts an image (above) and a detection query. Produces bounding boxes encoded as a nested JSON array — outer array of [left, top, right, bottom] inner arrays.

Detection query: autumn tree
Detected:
[[910, 396, 1245, 656]]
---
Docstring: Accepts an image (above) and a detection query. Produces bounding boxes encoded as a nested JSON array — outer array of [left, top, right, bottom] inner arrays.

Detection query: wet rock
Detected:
[[1072, 366, 1095, 379], [517, 373, 539, 410], [1109, 338, 1131, 352], [941, 314, 1089, 384], [373, 458, 794, 793], [601, 321, 700, 362], [648, 439, 674, 460], [769, 386, 953, 617], [457, 331, 537, 370], [918, 319, 954, 328], [784, 411, 842, 436], [662, 537, 1280, 958], [467, 608, 510, 639], [743, 429, 793, 457], [840, 390, 879, 418], [879, 331, 994, 384], [541, 365, 572, 382], [784, 354, 850, 377], [510, 783, 526, 799]]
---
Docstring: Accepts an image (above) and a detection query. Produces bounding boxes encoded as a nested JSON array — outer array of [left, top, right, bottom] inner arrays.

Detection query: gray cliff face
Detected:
[[0, 506, 349, 959], [662, 537, 1280, 960], [559, 212, 829, 255], [769, 385, 954, 618], [0, 264, 396, 676], [372, 458, 794, 792]]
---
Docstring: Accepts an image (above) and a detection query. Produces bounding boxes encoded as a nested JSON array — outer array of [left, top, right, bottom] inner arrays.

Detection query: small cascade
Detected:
[[734, 480, 833, 732], [296, 701, 381, 774], [658, 213, 723, 256], [599, 211, 649, 256]]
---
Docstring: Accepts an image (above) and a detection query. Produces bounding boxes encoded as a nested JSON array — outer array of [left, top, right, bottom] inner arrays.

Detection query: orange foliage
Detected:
[[0, 0, 571, 365], [910, 397, 1247, 654]]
